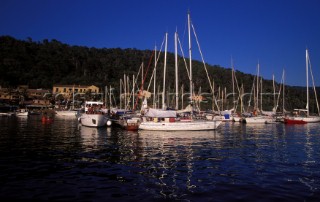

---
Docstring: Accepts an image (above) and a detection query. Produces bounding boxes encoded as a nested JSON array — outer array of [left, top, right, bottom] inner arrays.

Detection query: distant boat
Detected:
[[16, 108, 29, 116], [55, 110, 79, 118], [41, 109, 55, 124], [78, 101, 111, 127], [0, 104, 17, 116], [284, 49, 320, 124], [111, 109, 141, 131], [114, 116, 141, 131], [242, 115, 273, 124]]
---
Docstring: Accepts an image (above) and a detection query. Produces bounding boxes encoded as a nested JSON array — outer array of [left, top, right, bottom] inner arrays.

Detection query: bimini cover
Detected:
[[144, 108, 176, 118]]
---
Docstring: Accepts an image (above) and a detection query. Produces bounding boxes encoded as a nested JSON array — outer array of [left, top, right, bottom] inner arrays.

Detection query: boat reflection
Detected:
[[79, 125, 109, 151], [138, 130, 221, 140], [134, 130, 222, 198]]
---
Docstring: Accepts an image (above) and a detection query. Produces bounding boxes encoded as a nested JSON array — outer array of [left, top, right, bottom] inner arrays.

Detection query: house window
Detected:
[[63, 88, 66, 92], [55, 88, 58, 93]]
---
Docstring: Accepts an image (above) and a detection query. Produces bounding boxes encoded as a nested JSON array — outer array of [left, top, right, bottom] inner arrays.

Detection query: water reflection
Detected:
[[79, 125, 109, 151], [131, 130, 222, 199], [1, 117, 320, 201]]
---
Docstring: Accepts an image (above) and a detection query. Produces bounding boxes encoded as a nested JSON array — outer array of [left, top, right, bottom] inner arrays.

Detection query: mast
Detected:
[[188, 11, 193, 116], [231, 58, 235, 110], [109, 85, 112, 109], [260, 77, 263, 111], [132, 75, 135, 110], [240, 83, 244, 114], [162, 32, 168, 110], [120, 79, 122, 109], [175, 30, 179, 110], [127, 75, 129, 109], [212, 80, 215, 111], [153, 45, 157, 108], [306, 49, 309, 116], [104, 86, 107, 109], [273, 74, 275, 111], [256, 62, 260, 112], [282, 70, 285, 115], [72, 85, 75, 110], [124, 74, 127, 110]]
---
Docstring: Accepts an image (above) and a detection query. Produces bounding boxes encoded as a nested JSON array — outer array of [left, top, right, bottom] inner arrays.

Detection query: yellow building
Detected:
[[52, 84, 100, 96]]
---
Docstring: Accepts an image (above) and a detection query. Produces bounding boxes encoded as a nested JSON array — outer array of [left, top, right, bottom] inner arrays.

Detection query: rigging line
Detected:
[[191, 22, 220, 112], [191, 23, 212, 91], [177, 35, 190, 80], [181, 14, 188, 51], [146, 37, 165, 92], [248, 74, 256, 108], [233, 68, 242, 111], [275, 70, 284, 112], [276, 69, 286, 112], [123, 63, 143, 109], [133, 50, 155, 110], [307, 53, 320, 115], [124, 63, 143, 110]]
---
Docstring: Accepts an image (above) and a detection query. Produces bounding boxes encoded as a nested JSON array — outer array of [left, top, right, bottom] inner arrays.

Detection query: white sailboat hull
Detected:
[[243, 116, 273, 124], [139, 119, 221, 131]]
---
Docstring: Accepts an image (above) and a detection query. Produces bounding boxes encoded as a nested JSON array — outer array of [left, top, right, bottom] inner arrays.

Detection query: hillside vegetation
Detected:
[[0, 36, 317, 113]]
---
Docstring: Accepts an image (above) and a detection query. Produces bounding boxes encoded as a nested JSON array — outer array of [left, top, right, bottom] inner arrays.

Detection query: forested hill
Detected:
[[0, 35, 252, 91], [0, 35, 315, 111]]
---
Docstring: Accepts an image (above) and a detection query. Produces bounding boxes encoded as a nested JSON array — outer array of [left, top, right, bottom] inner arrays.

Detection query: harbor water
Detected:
[[0, 115, 320, 201]]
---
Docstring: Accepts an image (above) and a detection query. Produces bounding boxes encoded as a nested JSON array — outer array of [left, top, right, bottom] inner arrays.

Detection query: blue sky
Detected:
[[1, 0, 320, 87]]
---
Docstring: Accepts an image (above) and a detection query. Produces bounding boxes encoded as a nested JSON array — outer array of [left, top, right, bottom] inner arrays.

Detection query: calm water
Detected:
[[1, 116, 320, 201]]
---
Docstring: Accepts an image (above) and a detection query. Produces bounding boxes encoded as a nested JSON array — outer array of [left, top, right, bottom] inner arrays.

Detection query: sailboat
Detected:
[[284, 49, 320, 124], [139, 11, 222, 131], [242, 63, 273, 124]]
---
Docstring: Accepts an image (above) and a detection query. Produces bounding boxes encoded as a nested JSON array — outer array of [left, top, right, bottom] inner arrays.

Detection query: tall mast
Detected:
[[175, 30, 179, 110], [306, 49, 309, 116], [188, 11, 193, 115], [162, 32, 168, 110], [282, 70, 285, 115], [153, 45, 157, 108], [260, 77, 263, 111]]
